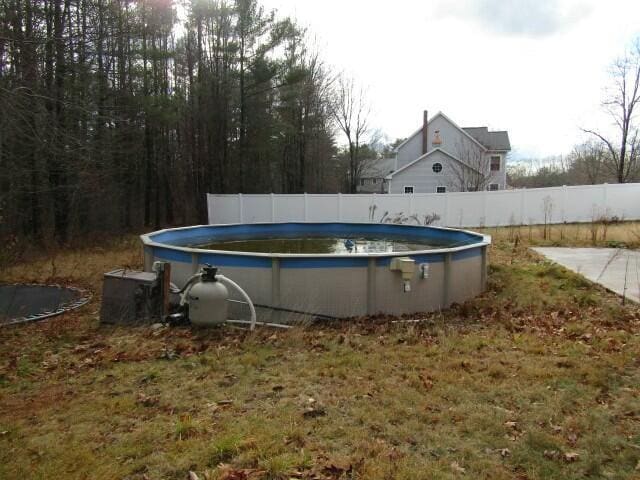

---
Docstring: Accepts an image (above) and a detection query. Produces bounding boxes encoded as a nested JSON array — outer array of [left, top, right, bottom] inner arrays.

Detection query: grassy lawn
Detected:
[[0, 227, 639, 479]]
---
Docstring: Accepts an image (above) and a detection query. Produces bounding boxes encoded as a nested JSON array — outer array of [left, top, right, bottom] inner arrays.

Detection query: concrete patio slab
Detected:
[[532, 247, 640, 304]]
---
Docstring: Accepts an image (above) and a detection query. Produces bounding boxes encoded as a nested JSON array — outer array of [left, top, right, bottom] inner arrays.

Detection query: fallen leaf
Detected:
[[498, 448, 511, 458], [136, 393, 159, 407], [419, 372, 434, 390], [563, 452, 579, 462], [450, 461, 466, 474], [217, 466, 264, 480], [544, 449, 560, 460], [321, 463, 349, 477], [303, 406, 326, 418]]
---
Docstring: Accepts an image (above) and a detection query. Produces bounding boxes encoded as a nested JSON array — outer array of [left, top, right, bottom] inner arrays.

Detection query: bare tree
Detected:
[[449, 140, 492, 191], [331, 74, 371, 192], [583, 39, 640, 183], [569, 141, 609, 184]]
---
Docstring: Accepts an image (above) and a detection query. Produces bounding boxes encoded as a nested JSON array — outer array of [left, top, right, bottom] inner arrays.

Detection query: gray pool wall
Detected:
[[140, 223, 490, 321]]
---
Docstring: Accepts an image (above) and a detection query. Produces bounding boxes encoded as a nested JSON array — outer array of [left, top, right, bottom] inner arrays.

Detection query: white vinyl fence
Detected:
[[207, 183, 640, 227]]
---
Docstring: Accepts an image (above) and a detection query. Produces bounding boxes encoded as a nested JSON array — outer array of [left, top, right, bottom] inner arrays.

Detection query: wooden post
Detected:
[[157, 261, 171, 322]]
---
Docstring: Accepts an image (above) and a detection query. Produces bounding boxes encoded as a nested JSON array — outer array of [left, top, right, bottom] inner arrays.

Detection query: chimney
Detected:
[[422, 110, 429, 154]]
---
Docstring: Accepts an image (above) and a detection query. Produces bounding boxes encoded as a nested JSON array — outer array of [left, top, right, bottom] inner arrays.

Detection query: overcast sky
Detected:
[[261, 0, 640, 160]]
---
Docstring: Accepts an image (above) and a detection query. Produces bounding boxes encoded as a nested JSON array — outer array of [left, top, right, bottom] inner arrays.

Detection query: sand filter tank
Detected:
[[183, 265, 228, 326], [177, 264, 257, 328]]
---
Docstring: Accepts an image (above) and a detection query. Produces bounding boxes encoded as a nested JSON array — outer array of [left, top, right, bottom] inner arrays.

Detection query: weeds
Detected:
[[175, 414, 198, 440], [481, 220, 640, 249], [208, 435, 241, 466]]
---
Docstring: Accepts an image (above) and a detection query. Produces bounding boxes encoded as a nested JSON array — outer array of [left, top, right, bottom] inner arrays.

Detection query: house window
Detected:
[[489, 183, 499, 191], [436, 186, 446, 193], [372, 178, 378, 184], [360, 178, 365, 186], [404, 186, 414, 194], [490, 156, 501, 171], [432, 162, 443, 173]]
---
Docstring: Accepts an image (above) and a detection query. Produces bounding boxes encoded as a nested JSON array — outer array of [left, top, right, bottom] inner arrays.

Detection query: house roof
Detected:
[[360, 156, 396, 178], [385, 147, 482, 179], [392, 127, 423, 153], [462, 127, 511, 151], [393, 111, 511, 153]]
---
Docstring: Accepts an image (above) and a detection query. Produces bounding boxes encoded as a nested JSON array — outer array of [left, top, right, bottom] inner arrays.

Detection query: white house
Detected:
[[386, 110, 511, 194], [356, 156, 395, 193]]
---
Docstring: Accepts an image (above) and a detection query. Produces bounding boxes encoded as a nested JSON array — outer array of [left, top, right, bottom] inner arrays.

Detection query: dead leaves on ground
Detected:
[[197, 457, 365, 480], [135, 392, 159, 407], [303, 397, 326, 419], [543, 450, 580, 463]]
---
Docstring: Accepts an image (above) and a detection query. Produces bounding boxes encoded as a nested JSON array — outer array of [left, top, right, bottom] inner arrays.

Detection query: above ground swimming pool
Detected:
[[141, 223, 490, 321]]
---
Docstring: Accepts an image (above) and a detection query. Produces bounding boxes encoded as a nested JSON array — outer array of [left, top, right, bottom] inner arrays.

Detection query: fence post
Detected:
[[443, 193, 449, 227], [481, 190, 488, 227], [270, 193, 275, 222], [238, 193, 244, 223], [304, 193, 308, 221], [372, 193, 377, 222]]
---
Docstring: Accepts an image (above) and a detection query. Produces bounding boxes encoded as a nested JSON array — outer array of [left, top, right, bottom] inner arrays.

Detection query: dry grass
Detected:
[[1, 230, 639, 479], [479, 220, 640, 249]]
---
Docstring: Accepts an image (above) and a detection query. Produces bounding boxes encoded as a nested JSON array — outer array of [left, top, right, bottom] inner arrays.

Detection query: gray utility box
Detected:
[[100, 269, 160, 324]]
